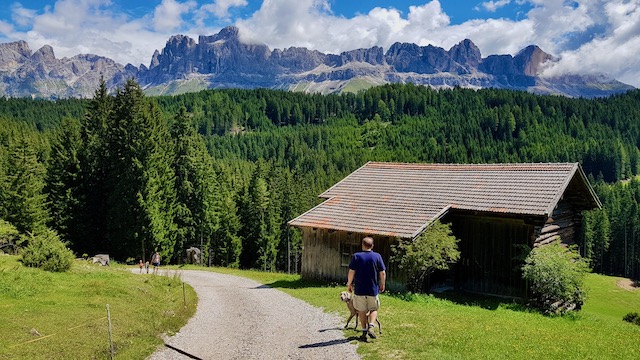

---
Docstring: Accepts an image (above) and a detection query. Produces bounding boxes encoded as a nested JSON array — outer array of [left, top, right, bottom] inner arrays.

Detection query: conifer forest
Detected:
[[1, 81, 640, 278]]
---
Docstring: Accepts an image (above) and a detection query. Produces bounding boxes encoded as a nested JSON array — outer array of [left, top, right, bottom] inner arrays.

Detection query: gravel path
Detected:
[[143, 270, 361, 360]]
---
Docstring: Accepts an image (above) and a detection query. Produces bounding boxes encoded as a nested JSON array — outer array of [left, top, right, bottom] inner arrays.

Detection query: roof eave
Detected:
[[543, 163, 602, 216], [410, 205, 453, 240]]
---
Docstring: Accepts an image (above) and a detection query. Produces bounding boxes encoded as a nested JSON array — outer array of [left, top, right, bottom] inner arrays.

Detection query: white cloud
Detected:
[[236, 1, 453, 54], [542, 0, 640, 87], [199, 0, 248, 20], [11, 3, 37, 27], [478, 0, 512, 12], [0, 20, 14, 37], [153, 0, 197, 32]]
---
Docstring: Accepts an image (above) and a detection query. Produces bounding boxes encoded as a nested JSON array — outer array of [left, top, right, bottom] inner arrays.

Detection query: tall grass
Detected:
[[0, 255, 196, 359]]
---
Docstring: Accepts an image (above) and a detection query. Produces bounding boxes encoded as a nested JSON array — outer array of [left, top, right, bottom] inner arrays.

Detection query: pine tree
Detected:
[[239, 160, 277, 269], [211, 166, 242, 267], [78, 78, 113, 254], [46, 117, 83, 248], [107, 80, 177, 261], [4, 131, 49, 233], [170, 107, 218, 263]]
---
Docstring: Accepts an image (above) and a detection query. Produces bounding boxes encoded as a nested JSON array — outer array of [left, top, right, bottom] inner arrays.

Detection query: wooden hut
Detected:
[[288, 162, 601, 297]]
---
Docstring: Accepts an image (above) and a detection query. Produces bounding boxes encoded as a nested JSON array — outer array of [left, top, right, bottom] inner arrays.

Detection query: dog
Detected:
[[340, 291, 382, 334]]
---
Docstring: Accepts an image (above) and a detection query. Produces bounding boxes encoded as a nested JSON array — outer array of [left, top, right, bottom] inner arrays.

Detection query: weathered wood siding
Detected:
[[301, 228, 395, 283], [534, 198, 581, 247]]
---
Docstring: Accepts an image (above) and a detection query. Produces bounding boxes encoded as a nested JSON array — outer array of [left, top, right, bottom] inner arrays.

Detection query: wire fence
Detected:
[[5, 271, 189, 359]]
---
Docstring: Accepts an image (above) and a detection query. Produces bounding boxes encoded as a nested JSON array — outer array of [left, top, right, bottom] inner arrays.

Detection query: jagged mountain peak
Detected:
[[32, 45, 56, 61], [449, 39, 482, 68], [216, 25, 240, 40], [167, 34, 197, 47], [515, 45, 555, 76], [0, 40, 32, 58], [0, 28, 634, 99]]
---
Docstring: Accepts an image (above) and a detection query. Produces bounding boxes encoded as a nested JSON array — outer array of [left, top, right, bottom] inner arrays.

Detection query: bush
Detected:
[[522, 241, 589, 314], [623, 312, 640, 326], [20, 228, 75, 272], [392, 221, 460, 292], [0, 219, 19, 245]]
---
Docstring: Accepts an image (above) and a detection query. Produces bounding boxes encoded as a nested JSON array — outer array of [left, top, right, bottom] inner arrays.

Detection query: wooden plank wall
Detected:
[[301, 228, 395, 283], [534, 198, 580, 247]]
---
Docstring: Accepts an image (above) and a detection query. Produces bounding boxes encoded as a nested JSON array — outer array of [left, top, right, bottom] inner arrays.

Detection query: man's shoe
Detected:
[[367, 324, 377, 339], [359, 332, 368, 342]]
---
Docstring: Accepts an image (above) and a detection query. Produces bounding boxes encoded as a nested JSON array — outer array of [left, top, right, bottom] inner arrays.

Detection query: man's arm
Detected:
[[378, 270, 386, 293], [347, 269, 355, 293]]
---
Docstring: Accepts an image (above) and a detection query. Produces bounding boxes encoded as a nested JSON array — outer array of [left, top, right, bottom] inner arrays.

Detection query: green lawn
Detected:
[[206, 266, 640, 360], [0, 255, 196, 360], [2, 258, 639, 359]]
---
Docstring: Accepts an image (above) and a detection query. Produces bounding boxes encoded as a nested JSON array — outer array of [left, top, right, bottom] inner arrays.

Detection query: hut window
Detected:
[[340, 243, 359, 267]]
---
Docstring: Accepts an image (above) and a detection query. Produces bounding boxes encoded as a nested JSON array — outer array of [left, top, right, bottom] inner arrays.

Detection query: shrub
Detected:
[[392, 221, 460, 292], [522, 241, 589, 314], [20, 228, 75, 272], [623, 312, 640, 326], [0, 219, 19, 245]]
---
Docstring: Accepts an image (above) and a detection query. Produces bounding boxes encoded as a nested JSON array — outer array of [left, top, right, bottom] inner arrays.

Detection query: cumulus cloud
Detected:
[[153, 0, 197, 32], [236, 0, 453, 54], [199, 0, 248, 20], [11, 3, 37, 27], [542, 0, 640, 86], [477, 0, 512, 12], [0, 20, 14, 36]]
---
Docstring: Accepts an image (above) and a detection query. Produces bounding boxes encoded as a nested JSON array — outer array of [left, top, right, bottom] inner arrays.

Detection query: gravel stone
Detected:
[[143, 270, 361, 360]]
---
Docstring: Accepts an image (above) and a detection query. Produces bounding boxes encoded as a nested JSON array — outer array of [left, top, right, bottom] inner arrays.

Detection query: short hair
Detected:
[[362, 236, 374, 249]]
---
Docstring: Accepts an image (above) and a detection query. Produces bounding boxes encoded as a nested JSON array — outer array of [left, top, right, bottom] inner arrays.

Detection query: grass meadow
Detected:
[[2, 256, 639, 359], [0, 255, 196, 360]]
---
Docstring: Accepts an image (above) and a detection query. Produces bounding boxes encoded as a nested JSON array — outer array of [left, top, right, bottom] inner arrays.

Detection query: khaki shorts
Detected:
[[352, 294, 380, 312]]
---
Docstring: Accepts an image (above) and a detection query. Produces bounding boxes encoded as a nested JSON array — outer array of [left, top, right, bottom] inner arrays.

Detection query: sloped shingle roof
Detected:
[[288, 162, 600, 238]]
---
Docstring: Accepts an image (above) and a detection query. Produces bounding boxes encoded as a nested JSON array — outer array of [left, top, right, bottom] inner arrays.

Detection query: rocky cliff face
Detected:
[[0, 26, 633, 99], [0, 41, 137, 98]]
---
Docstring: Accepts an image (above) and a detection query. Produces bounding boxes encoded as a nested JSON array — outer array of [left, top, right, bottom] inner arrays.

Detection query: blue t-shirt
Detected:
[[349, 250, 386, 296]]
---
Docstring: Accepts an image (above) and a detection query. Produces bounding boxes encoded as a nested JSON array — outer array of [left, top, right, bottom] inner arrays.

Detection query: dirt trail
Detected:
[[143, 270, 361, 360]]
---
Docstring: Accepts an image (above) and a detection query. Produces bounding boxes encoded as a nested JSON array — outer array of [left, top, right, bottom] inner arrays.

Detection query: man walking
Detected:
[[151, 251, 161, 274], [347, 236, 386, 342]]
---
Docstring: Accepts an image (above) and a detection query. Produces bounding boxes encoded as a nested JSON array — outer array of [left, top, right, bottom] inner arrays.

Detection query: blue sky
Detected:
[[0, 1, 638, 87]]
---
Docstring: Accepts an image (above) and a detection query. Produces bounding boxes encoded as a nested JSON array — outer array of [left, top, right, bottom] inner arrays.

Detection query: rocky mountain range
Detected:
[[0, 26, 634, 99]]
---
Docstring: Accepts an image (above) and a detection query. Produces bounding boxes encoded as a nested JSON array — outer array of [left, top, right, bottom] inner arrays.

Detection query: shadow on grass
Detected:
[[389, 290, 529, 312], [256, 278, 340, 290]]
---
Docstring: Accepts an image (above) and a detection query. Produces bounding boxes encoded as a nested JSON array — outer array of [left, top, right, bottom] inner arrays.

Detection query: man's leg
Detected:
[[368, 310, 378, 326], [353, 295, 369, 341], [358, 308, 368, 330], [366, 296, 380, 339]]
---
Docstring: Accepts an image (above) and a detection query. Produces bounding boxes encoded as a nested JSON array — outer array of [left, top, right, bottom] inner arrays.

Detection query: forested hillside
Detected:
[[1, 84, 640, 278]]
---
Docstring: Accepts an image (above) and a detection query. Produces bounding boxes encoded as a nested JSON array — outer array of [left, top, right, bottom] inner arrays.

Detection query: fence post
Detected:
[[183, 282, 186, 307], [106, 304, 114, 360]]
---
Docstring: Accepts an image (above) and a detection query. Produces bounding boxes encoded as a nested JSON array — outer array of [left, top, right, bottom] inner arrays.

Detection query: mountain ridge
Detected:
[[0, 26, 634, 99]]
